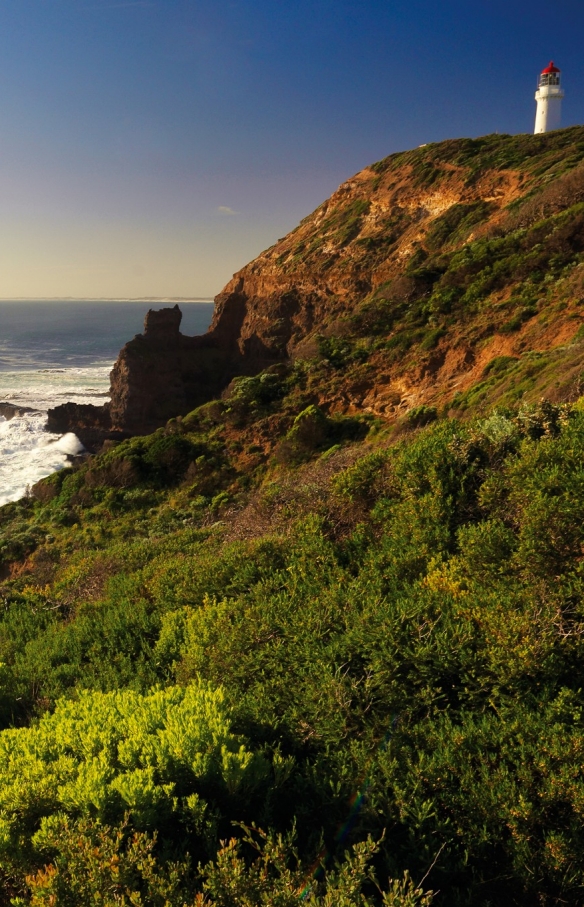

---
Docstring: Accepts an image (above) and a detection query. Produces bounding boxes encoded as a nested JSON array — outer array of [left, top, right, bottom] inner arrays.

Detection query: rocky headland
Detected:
[[7, 128, 584, 906], [48, 305, 240, 447], [50, 128, 584, 447]]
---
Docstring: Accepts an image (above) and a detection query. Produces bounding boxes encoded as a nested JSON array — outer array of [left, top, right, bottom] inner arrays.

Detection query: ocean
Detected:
[[0, 300, 214, 506]]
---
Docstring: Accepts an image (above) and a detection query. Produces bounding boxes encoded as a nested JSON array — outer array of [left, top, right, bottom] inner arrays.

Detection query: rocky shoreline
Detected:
[[0, 403, 38, 420], [47, 304, 266, 450]]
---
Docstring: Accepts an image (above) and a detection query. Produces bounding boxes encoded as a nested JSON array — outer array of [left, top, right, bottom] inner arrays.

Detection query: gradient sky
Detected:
[[0, 0, 583, 298]]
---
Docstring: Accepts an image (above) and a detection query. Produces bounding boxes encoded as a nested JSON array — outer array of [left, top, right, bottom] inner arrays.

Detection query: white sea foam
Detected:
[[0, 365, 112, 506], [0, 365, 112, 411], [0, 299, 215, 507], [0, 415, 85, 506]]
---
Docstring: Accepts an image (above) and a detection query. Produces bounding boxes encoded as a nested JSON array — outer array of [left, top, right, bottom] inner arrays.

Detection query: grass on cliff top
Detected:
[[278, 128, 584, 376], [371, 126, 584, 185]]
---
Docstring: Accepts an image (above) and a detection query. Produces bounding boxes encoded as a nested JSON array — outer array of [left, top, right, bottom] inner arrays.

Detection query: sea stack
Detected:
[[46, 304, 244, 448]]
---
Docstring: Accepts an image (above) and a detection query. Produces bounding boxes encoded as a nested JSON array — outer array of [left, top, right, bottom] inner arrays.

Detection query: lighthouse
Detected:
[[534, 62, 564, 134]]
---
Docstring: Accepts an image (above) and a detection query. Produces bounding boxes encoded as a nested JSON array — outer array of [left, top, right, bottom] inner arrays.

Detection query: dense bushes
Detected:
[[2, 403, 584, 903], [0, 684, 267, 890], [84, 432, 211, 488], [276, 405, 369, 464]]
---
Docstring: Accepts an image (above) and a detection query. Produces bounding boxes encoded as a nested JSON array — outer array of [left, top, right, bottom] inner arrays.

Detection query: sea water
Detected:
[[0, 300, 214, 505]]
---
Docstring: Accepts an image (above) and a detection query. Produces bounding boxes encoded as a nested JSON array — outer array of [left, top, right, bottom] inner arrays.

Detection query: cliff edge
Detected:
[[50, 128, 584, 446]]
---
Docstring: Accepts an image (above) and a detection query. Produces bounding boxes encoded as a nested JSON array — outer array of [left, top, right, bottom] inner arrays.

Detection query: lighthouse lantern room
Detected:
[[534, 62, 564, 134]]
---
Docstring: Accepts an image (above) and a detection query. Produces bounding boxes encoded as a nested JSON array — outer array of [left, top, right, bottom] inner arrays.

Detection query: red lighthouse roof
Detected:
[[542, 61, 561, 74]]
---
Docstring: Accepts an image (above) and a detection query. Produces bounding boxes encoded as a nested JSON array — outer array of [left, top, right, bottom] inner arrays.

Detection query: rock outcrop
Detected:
[[0, 404, 37, 420], [48, 306, 233, 447], [46, 403, 116, 450]]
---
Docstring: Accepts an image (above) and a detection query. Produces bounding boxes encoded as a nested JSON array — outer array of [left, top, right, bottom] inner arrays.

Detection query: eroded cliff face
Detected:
[[49, 128, 584, 446], [200, 129, 584, 416], [48, 306, 237, 447], [210, 151, 524, 359]]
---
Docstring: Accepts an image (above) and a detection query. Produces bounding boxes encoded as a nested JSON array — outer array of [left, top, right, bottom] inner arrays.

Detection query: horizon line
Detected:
[[0, 296, 216, 302]]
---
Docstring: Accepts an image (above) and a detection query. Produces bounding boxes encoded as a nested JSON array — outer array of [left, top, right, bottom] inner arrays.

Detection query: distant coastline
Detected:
[[0, 297, 215, 302]]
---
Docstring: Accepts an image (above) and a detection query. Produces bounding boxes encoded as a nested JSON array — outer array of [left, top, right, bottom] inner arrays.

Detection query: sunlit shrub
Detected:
[[0, 683, 268, 885]]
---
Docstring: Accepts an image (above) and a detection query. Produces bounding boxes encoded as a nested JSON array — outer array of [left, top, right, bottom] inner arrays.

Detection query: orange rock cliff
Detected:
[[48, 128, 584, 447]]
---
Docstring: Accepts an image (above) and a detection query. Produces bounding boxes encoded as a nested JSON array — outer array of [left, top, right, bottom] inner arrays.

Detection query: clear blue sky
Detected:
[[0, 0, 582, 297]]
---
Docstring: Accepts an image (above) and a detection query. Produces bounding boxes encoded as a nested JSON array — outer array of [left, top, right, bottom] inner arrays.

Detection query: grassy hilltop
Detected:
[[208, 125, 584, 419], [2, 130, 584, 905]]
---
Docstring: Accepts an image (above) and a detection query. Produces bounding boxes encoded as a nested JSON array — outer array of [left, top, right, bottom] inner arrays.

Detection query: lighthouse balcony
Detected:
[[535, 85, 565, 100]]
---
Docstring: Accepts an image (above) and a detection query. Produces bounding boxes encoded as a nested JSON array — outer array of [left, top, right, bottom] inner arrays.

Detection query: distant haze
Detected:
[[0, 0, 583, 297]]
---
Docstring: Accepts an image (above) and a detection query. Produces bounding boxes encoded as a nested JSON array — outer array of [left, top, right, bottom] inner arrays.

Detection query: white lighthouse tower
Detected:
[[534, 62, 564, 134]]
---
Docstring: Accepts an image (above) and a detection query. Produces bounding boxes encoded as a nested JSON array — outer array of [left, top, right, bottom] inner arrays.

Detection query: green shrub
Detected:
[[229, 371, 288, 410], [18, 817, 189, 906], [405, 405, 438, 427], [276, 406, 368, 465], [420, 327, 445, 350], [317, 335, 369, 368], [0, 683, 267, 886], [200, 829, 434, 906], [142, 434, 200, 483], [333, 450, 390, 503], [482, 356, 519, 376]]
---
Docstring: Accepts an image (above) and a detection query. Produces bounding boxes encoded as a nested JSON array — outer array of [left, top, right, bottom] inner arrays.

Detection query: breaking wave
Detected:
[[0, 365, 111, 505]]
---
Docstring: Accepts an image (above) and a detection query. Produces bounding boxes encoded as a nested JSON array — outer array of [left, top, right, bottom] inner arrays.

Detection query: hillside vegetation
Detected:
[[3, 131, 584, 905], [209, 127, 584, 421]]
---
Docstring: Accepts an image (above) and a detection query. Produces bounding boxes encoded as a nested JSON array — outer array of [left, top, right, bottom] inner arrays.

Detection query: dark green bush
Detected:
[[405, 405, 438, 427], [317, 335, 369, 368]]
